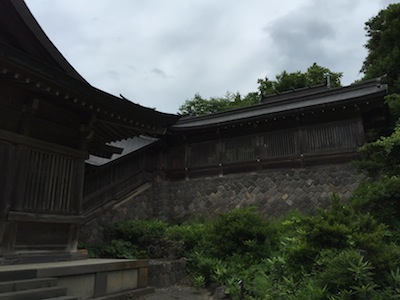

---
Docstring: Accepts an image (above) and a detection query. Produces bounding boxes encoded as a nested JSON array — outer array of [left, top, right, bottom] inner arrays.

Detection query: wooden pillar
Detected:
[[0, 142, 16, 255], [185, 143, 190, 180]]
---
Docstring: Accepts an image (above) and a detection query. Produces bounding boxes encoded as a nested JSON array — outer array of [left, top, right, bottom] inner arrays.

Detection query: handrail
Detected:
[[81, 143, 159, 220]]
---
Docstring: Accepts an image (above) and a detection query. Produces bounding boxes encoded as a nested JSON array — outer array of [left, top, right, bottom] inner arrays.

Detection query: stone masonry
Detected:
[[80, 163, 364, 244]]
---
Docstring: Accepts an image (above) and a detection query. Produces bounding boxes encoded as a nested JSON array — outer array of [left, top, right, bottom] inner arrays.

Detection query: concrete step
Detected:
[[0, 286, 67, 300], [0, 269, 36, 282], [42, 296, 78, 300], [0, 277, 57, 293], [91, 287, 155, 300]]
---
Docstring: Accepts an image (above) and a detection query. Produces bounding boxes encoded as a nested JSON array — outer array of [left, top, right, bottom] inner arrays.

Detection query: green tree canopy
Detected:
[[361, 3, 400, 93], [179, 91, 259, 115], [258, 63, 342, 96], [179, 63, 342, 115]]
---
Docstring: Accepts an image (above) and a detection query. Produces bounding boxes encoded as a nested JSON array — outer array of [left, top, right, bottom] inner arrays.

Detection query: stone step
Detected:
[[0, 269, 36, 282], [42, 296, 78, 300], [91, 287, 155, 300], [0, 277, 57, 293], [0, 286, 67, 300]]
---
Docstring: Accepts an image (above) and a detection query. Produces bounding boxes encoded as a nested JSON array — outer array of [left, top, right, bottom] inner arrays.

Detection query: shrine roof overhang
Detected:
[[86, 136, 158, 167], [0, 0, 87, 83], [171, 79, 388, 131], [0, 41, 179, 158]]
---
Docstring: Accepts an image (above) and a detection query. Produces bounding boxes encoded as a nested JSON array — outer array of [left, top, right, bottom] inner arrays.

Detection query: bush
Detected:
[[111, 219, 168, 245], [351, 176, 400, 229], [206, 207, 277, 261], [165, 222, 207, 253], [88, 239, 146, 259], [85, 206, 400, 299], [316, 249, 376, 296], [355, 126, 400, 178]]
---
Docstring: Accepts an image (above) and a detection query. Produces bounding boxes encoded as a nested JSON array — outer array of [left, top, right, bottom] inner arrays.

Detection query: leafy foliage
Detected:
[[206, 207, 277, 260], [258, 63, 342, 96], [179, 91, 259, 115], [351, 176, 400, 230], [385, 93, 400, 123], [179, 63, 341, 115], [361, 3, 400, 93], [87, 202, 400, 299], [355, 123, 400, 178]]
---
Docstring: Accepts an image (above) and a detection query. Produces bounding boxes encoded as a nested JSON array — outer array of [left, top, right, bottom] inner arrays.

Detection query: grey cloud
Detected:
[[151, 68, 168, 78], [107, 70, 119, 80], [381, 0, 396, 7], [263, 8, 338, 75], [127, 65, 136, 71], [25, 0, 399, 114]]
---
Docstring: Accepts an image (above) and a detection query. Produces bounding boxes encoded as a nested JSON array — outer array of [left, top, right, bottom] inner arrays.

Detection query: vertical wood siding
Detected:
[[167, 119, 363, 172], [304, 120, 362, 153], [189, 141, 218, 167], [82, 149, 156, 213], [261, 129, 298, 158], [83, 150, 152, 197], [22, 147, 80, 214], [167, 146, 185, 169]]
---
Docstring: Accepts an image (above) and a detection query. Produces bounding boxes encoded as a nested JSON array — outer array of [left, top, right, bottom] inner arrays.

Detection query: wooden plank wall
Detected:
[[0, 136, 85, 255], [0, 134, 85, 216], [82, 149, 157, 214], [166, 119, 364, 178], [21, 147, 81, 214]]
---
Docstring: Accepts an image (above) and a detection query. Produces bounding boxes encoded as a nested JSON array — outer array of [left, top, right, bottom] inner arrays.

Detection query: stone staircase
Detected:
[[0, 259, 154, 299], [0, 277, 77, 300]]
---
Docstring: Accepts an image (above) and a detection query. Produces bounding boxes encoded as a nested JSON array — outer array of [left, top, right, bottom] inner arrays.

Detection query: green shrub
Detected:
[[316, 249, 376, 296], [109, 219, 175, 258], [165, 222, 207, 252], [91, 239, 146, 259], [355, 126, 400, 178], [187, 250, 220, 284], [206, 207, 277, 261], [351, 176, 400, 229], [84, 205, 399, 299], [111, 219, 168, 245]]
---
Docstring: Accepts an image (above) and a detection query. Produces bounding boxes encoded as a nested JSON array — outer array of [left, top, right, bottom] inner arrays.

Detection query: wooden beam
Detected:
[[0, 129, 87, 159], [7, 211, 85, 224]]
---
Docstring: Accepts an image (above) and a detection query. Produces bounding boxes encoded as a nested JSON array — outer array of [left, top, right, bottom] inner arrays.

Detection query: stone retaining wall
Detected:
[[158, 164, 363, 222], [80, 164, 364, 244], [147, 259, 187, 287]]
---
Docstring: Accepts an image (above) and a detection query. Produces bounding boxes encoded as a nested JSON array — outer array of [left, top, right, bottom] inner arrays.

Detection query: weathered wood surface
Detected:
[[82, 148, 158, 218], [166, 119, 364, 179]]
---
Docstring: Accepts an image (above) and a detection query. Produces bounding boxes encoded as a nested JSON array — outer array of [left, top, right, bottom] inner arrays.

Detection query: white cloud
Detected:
[[25, 0, 398, 113]]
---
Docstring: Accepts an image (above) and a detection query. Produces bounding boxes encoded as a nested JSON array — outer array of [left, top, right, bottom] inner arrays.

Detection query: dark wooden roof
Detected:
[[172, 79, 388, 131], [0, 0, 87, 82], [86, 136, 158, 166], [0, 0, 179, 158]]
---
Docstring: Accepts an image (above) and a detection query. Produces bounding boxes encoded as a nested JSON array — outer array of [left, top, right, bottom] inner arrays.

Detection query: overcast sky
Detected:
[[25, 0, 396, 114]]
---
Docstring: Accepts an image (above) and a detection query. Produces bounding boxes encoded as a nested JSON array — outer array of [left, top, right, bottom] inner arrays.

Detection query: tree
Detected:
[[179, 93, 230, 115], [306, 63, 342, 87], [361, 4, 400, 93], [179, 63, 342, 115], [179, 91, 259, 115], [258, 63, 342, 97], [274, 70, 308, 92]]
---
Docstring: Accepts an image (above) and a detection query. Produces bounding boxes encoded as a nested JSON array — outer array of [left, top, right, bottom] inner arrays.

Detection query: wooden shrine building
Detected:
[[166, 79, 388, 179], [0, 0, 390, 266], [77, 78, 389, 234], [0, 0, 178, 264]]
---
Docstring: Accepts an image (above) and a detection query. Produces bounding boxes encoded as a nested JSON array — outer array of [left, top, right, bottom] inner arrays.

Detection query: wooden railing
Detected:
[[82, 146, 158, 219], [81, 119, 365, 214], [166, 119, 364, 179], [0, 138, 85, 216], [22, 148, 81, 213]]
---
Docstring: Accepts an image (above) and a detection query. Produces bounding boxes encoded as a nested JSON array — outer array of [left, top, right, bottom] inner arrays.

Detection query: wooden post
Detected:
[[185, 143, 190, 180]]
